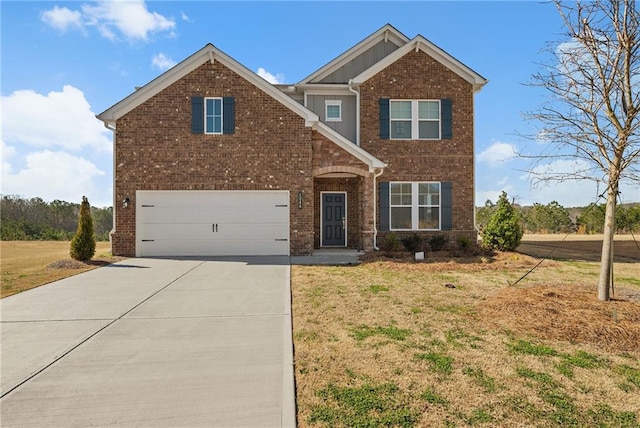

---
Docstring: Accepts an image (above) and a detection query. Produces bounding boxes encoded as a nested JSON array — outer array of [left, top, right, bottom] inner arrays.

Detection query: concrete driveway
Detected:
[[0, 257, 295, 427]]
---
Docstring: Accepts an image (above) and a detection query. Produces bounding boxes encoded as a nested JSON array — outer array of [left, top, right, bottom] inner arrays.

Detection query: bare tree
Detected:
[[526, 0, 640, 300]]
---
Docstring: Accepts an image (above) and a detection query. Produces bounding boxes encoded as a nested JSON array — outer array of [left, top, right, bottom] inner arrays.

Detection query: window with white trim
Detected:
[[390, 182, 441, 230], [390, 100, 441, 140], [325, 100, 342, 122], [205, 97, 223, 134]]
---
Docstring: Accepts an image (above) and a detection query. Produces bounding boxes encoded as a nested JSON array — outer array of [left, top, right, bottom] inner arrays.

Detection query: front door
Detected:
[[321, 192, 346, 247]]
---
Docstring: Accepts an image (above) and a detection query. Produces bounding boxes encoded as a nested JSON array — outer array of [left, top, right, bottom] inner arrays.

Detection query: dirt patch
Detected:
[[518, 234, 640, 262], [476, 283, 640, 353]]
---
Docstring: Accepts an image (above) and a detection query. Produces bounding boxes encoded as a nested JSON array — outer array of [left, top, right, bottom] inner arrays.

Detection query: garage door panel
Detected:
[[138, 191, 289, 207], [139, 206, 288, 224], [139, 239, 289, 257], [136, 191, 290, 257], [139, 223, 289, 240]]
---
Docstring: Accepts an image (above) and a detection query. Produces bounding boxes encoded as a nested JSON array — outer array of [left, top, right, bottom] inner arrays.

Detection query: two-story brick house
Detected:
[[97, 24, 487, 257]]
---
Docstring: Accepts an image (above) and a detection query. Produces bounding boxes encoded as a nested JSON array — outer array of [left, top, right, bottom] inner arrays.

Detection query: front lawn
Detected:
[[292, 251, 640, 427]]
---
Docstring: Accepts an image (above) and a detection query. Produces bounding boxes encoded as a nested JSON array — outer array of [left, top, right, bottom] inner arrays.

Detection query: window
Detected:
[[389, 100, 441, 140], [205, 97, 222, 134], [325, 100, 342, 122], [390, 182, 441, 230]]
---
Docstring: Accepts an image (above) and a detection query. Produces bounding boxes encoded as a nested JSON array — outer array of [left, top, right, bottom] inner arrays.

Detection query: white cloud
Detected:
[[180, 11, 191, 22], [477, 141, 516, 166], [152, 53, 177, 71], [257, 67, 285, 84], [40, 5, 83, 32], [41, 0, 176, 42], [2, 150, 107, 205], [1, 85, 111, 152]]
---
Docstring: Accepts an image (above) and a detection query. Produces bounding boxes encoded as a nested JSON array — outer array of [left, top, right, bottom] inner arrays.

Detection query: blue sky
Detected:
[[2, 0, 638, 208]]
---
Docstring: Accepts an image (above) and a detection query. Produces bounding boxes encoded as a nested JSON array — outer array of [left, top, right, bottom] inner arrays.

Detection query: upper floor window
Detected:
[[390, 100, 440, 140], [380, 98, 451, 140], [325, 100, 342, 122], [205, 98, 223, 134]]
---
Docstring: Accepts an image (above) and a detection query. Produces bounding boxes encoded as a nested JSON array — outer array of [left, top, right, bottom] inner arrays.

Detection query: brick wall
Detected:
[[113, 60, 315, 256], [359, 49, 477, 242]]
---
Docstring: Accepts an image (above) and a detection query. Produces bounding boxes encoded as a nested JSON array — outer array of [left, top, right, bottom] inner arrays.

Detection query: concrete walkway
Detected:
[[1, 257, 295, 427]]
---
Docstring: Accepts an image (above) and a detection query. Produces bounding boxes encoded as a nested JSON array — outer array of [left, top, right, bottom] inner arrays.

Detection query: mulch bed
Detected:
[[47, 259, 114, 269], [476, 283, 640, 353]]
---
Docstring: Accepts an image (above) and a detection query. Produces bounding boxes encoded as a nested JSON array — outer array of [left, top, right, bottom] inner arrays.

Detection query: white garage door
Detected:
[[136, 190, 290, 257]]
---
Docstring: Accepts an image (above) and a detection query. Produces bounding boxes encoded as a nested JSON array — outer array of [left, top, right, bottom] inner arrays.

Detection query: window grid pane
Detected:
[[205, 98, 222, 133], [418, 101, 439, 119], [391, 121, 411, 139], [327, 105, 340, 118], [391, 207, 412, 229], [390, 101, 412, 119], [418, 121, 440, 139]]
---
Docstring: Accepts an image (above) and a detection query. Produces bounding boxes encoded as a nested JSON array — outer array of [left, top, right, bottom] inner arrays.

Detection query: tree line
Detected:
[[1, 195, 112, 241], [2, 195, 639, 241], [477, 199, 640, 235]]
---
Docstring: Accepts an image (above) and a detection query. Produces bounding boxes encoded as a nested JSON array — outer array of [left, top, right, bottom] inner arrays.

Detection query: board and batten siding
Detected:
[[307, 94, 357, 143], [318, 40, 401, 83]]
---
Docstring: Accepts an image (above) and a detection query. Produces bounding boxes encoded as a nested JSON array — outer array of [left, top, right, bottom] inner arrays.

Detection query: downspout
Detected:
[[104, 121, 116, 250], [348, 79, 360, 145], [372, 167, 384, 250]]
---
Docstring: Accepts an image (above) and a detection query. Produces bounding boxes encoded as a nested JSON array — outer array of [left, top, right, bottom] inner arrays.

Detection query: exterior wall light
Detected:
[[123, 197, 130, 209]]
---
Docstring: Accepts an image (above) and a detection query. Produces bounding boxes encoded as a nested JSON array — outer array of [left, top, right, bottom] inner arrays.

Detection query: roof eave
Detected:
[[314, 122, 386, 170], [351, 37, 487, 90]]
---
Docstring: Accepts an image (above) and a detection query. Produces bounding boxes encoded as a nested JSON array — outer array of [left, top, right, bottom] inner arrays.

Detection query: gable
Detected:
[[97, 44, 319, 129], [317, 39, 402, 84], [299, 24, 410, 84], [352, 36, 487, 92]]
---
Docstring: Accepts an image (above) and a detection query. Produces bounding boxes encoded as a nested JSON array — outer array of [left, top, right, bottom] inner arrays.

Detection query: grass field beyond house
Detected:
[[292, 250, 640, 427], [1, 241, 117, 298]]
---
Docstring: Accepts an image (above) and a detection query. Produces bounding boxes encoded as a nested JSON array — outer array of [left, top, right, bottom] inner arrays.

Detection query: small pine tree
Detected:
[[481, 191, 523, 251], [70, 196, 96, 261]]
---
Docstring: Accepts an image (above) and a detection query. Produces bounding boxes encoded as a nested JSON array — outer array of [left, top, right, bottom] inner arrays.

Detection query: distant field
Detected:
[[1, 241, 118, 298], [518, 234, 640, 262]]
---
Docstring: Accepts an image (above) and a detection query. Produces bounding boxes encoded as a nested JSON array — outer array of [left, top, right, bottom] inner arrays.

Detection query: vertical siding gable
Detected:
[[319, 40, 401, 83]]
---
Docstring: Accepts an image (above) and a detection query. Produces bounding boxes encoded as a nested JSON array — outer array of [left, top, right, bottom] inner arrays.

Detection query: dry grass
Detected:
[[292, 250, 640, 427], [1, 241, 122, 298]]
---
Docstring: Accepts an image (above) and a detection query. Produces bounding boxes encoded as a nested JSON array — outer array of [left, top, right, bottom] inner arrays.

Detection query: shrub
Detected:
[[381, 232, 403, 252], [427, 234, 448, 251], [481, 191, 523, 251], [70, 196, 96, 261], [401, 234, 424, 253]]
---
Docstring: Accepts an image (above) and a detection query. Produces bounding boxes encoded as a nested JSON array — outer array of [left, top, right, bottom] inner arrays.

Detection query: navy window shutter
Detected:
[[222, 97, 235, 134], [441, 99, 452, 140], [441, 182, 453, 230], [379, 182, 390, 231], [379, 98, 390, 139], [191, 97, 204, 134]]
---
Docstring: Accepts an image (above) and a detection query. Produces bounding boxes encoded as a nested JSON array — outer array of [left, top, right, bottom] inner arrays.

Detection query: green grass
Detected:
[[351, 324, 413, 342], [463, 366, 498, 393], [309, 382, 418, 427], [414, 352, 454, 375], [420, 387, 448, 405], [509, 339, 558, 357]]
